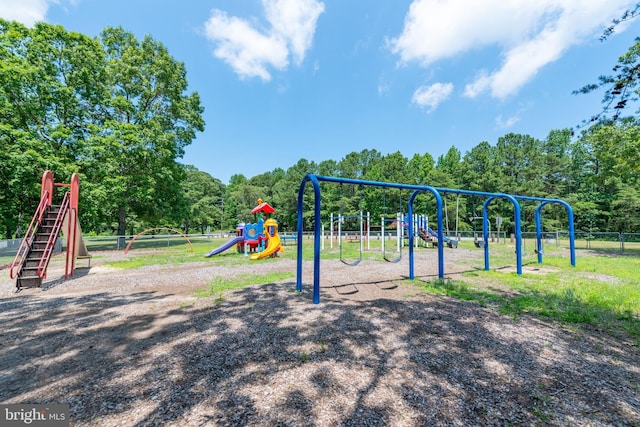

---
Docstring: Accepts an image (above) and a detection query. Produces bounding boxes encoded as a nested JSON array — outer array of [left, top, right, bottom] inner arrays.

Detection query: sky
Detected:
[[1, 0, 640, 184]]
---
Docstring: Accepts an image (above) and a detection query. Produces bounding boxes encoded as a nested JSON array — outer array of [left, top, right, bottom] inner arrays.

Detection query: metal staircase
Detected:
[[10, 171, 83, 291], [15, 205, 64, 288]]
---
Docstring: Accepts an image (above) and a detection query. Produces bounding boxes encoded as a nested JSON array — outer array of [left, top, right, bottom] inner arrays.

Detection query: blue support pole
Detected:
[[296, 174, 322, 303], [295, 179, 305, 293], [514, 195, 576, 268], [535, 202, 548, 264], [512, 197, 523, 275], [408, 195, 415, 279], [482, 197, 493, 272], [566, 203, 576, 267], [408, 189, 444, 280], [482, 195, 521, 274]]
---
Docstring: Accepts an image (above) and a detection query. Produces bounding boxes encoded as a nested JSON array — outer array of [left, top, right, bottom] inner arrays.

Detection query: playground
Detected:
[[1, 240, 639, 426]]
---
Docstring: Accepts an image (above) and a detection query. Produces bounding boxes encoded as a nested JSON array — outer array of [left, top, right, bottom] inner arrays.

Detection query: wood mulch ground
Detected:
[[0, 248, 638, 426]]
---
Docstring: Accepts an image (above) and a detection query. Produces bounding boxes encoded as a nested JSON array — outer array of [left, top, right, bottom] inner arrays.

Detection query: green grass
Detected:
[[195, 271, 295, 300], [415, 278, 507, 307], [105, 252, 211, 269], [0, 256, 15, 268], [411, 246, 640, 338]]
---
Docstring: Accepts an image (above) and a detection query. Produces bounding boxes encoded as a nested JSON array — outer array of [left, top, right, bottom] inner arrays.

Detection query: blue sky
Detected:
[[2, 0, 640, 184]]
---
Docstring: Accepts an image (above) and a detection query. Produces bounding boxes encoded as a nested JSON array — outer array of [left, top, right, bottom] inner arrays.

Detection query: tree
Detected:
[[284, 159, 318, 230], [0, 19, 104, 237], [82, 27, 204, 236], [435, 146, 462, 178], [541, 129, 572, 197], [575, 36, 640, 122], [0, 22, 204, 238], [406, 152, 435, 185], [585, 118, 640, 186], [567, 127, 615, 233], [609, 183, 640, 232], [364, 151, 409, 219], [338, 149, 382, 179], [601, 3, 640, 40], [459, 141, 501, 193], [495, 133, 545, 196], [226, 173, 264, 224], [182, 167, 225, 234]]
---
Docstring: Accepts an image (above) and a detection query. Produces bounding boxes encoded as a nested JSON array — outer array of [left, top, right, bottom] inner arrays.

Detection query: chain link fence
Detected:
[[2, 231, 639, 266]]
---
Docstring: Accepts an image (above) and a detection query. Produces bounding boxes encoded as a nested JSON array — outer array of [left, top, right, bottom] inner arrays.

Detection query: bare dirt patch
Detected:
[[1, 249, 638, 426]]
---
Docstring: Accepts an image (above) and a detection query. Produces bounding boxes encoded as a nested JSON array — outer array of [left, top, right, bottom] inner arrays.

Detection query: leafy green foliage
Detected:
[[0, 20, 203, 238]]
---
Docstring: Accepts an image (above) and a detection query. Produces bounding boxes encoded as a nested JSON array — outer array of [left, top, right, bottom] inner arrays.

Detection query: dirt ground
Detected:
[[0, 248, 638, 426]]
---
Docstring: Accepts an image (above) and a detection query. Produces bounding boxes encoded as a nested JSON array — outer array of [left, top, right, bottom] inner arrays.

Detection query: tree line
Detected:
[[1, 19, 639, 239], [203, 124, 638, 236]]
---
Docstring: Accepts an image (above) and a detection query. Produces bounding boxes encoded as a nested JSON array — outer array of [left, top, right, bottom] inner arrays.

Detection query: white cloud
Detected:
[[390, 0, 637, 99], [464, 71, 491, 98], [204, 10, 289, 82], [411, 82, 454, 112], [0, 0, 79, 27], [204, 0, 324, 81], [265, 0, 325, 65], [496, 114, 520, 128], [0, 0, 50, 27]]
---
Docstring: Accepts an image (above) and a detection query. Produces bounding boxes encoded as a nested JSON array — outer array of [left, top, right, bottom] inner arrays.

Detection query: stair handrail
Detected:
[[37, 191, 70, 279], [9, 191, 50, 279]]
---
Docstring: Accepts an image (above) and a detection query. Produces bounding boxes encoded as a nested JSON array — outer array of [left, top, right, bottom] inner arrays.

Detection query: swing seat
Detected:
[[474, 240, 485, 248], [447, 240, 458, 249], [383, 254, 402, 263]]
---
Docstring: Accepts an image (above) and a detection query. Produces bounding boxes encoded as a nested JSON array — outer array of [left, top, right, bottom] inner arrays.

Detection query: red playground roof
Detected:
[[252, 202, 275, 214]]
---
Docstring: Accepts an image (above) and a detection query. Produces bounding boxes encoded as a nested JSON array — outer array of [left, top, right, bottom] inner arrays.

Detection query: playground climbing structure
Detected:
[[205, 198, 282, 260]]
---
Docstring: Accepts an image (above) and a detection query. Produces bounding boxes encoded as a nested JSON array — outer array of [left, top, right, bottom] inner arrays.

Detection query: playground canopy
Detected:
[[252, 201, 275, 215]]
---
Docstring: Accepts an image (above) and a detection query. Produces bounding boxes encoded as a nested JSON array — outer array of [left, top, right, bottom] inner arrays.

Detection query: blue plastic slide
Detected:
[[204, 236, 244, 257]]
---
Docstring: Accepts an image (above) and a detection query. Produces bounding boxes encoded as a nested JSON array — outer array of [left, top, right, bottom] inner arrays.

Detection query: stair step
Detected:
[[13, 203, 65, 290], [18, 272, 43, 278], [17, 276, 43, 288], [24, 261, 43, 268]]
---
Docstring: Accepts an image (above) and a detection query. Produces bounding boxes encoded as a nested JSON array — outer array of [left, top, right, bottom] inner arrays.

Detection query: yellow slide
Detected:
[[250, 234, 282, 260]]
